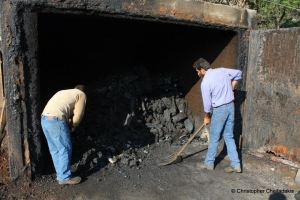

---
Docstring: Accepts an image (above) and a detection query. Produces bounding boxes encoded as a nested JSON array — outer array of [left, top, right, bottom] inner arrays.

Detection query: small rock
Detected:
[[93, 158, 99, 164], [121, 157, 129, 166], [87, 136, 93, 141], [129, 160, 137, 167], [108, 156, 117, 164], [90, 161, 95, 168]]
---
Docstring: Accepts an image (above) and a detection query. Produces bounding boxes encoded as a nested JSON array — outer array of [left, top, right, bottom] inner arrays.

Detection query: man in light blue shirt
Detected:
[[193, 58, 242, 173]]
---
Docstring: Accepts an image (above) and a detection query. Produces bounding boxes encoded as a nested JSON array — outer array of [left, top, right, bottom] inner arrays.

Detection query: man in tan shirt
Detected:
[[41, 85, 86, 185]]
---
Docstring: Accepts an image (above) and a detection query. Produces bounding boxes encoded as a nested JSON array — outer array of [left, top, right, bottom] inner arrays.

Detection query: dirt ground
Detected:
[[1, 70, 300, 200], [1, 138, 300, 200]]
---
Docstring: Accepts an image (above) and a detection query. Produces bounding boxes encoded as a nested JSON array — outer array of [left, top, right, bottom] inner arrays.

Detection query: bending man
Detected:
[[41, 85, 86, 184]]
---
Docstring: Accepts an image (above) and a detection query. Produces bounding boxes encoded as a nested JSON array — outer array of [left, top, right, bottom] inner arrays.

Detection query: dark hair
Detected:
[[75, 85, 85, 93], [193, 58, 210, 70]]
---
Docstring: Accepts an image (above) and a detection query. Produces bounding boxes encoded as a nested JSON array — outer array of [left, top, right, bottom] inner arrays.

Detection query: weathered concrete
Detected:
[[36, 0, 257, 29], [244, 27, 300, 165], [0, 0, 255, 181]]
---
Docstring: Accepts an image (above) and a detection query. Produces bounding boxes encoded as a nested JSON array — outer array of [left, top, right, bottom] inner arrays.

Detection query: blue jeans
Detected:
[[204, 103, 240, 168], [41, 115, 72, 181]]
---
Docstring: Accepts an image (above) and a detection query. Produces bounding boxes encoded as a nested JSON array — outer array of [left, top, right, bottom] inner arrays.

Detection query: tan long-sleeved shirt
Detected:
[[42, 89, 86, 127]]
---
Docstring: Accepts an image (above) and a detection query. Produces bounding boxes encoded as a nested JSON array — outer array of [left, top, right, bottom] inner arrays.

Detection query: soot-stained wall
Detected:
[[1, 0, 252, 180]]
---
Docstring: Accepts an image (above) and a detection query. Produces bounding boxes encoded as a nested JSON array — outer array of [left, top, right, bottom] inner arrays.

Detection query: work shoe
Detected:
[[197, 163, 214, 171], [58, 176, 82, 185], [224, 166, 241, 173]]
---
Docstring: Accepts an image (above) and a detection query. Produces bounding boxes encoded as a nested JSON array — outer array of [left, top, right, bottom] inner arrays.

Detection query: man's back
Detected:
[[42, 89, 86, 127], [201, 68, 241, 112]]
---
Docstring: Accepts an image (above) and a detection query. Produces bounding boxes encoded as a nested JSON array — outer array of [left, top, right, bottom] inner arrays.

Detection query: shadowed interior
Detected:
[[38, 13, 237, 107], [37, 13, 238, 174]]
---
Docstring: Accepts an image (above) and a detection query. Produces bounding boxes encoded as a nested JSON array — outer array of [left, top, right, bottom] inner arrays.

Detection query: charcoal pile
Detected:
[[71, 65, 203, 174]]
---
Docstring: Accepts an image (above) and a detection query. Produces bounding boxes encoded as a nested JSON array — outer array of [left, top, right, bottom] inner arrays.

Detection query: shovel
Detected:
[[158, 123, 206, 166]]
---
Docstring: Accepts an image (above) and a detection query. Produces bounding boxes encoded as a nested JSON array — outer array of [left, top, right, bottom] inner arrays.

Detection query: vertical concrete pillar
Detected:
[[244, 28, 300, 165]]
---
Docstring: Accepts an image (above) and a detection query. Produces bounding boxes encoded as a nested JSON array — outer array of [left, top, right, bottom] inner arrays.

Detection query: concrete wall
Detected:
[[244, 27, 300, 165]]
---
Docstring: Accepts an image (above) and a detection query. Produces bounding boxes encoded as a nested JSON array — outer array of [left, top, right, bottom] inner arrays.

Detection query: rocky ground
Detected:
[[1, 140, 300, 200]]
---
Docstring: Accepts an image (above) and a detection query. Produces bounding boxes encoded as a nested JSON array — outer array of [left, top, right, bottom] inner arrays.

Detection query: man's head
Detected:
[[75, 85, 85, 93], [193, 58, 210, 77]]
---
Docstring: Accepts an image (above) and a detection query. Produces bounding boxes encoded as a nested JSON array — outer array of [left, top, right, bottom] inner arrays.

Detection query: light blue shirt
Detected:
[[201, 68, 242, 113]]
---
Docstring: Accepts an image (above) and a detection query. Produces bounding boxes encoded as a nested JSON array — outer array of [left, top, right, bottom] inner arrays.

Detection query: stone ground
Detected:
[[1, 139, 300, 200]]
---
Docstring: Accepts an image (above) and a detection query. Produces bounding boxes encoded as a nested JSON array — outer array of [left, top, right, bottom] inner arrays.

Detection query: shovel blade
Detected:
[[157, 155, 183, 167]]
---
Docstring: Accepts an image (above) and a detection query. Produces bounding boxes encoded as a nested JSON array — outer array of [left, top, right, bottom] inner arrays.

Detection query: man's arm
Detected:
[[201, 83, 212, 125], [224, 68, 242, 91], [72, 93, 87, 128], [224, 68, 242, 81], [232, 80, 239, 90]]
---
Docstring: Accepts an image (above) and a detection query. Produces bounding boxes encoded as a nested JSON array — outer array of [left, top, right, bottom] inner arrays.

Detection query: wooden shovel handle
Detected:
[[176, 124, 206, 156], [0, 99, 6, 134], [0, 99, 6, 146]]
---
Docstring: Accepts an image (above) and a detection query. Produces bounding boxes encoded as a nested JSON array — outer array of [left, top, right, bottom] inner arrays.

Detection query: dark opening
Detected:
[[38, 13, 236, 105], [37, 13, 237, 175]]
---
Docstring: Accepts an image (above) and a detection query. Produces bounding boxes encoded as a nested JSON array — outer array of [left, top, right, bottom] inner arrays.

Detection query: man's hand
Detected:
[[70, 127, 76, 133], [68, 118, 75, 133], [204, 113, 211, 125]]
